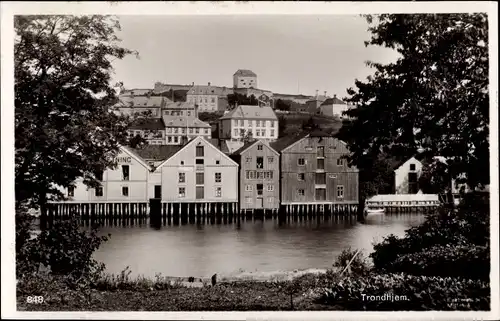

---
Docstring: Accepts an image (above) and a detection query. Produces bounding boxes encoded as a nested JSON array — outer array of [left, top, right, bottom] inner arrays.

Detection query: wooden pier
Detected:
[[365, 194, 441, 213]]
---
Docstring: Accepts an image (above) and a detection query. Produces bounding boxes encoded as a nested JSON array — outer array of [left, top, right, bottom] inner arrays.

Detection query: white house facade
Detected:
[[219, 105, 279, 142]]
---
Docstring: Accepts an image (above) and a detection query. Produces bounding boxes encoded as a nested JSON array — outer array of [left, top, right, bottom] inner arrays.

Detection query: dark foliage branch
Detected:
[[15, 15, 139, 208], [336, 14, 489, 190]]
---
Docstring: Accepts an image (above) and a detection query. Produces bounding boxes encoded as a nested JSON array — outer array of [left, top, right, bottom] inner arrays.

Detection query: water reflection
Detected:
[[71, 213, 426, 279]]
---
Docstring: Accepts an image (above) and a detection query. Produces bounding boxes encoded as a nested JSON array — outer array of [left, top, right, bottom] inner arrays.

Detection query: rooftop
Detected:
[[120, 89, 153, 96], [219, 105, 278, 120], [234, 69, 257, 77], [161, 115, 211, 128], [131, 145, 182, 161], [117, 96, 169, 108], [270, 132, 309, 152], [321, 96, 347, 106], [129, 118, 166, 130], [163, 101, 196, 110], [367, 194, 440, 203]]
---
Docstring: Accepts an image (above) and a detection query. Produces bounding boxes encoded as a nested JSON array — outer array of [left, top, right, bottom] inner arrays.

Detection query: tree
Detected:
[[275, 99, 291, 111], [336, 14, 489, 190], [227, 92, 258, 109], [15, 15, 138, 212], [278, 115, 288, 138], [242, 129, 255, 144], [301, 116, 320, 131]]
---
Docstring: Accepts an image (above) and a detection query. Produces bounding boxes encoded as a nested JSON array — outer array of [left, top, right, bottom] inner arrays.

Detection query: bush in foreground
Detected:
[[317, 273, 490, 311]]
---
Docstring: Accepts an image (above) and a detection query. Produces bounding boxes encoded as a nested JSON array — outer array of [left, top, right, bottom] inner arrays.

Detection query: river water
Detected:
[[86, 213, 426, 279]]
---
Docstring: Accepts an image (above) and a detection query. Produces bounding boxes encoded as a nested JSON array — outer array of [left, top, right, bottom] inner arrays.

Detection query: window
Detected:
[[180, 161, 184, 165], [122, 165, 129, 181], [215, 160, 220, 165], [245, 171, 250, 179], [211, 98, 215, 103], [173, 128, 178, 134], [122, 186, 129, 197], [233, 120, 238, 126], [337, 185, 344, 198], [268, 157, 274, 163], [196, 173, 204, 184], [315, 173, 326, 185], [196, 186, 204, 199], [297, 173, 305, 181], [187, 111, 191, 116], [215, 172, 222, 183], [267, 197, 274, 204], [246, 157, 252, 163], [245, 185, 253, 191], [317, 159, 325, 170], [267, 184, 274, 191], [256, 157, 264, 169], [257, 144, 263, 151], [270, 130, 275, 137], [68, 186, 75, 197], [271, 121, 275, 128], [195, 128, 199, 134], [205, 129, 209, 135], [410, 163, 416, 171], [196, 145, 204, 157], [215, 187, 222, 197], [95, 186, 103, 197], [95, 170, 104, 181], [298, 158, 305, 166], [174, 136, 178, 143], [196, 159, 204, 165], [269, 171, 274, 179], [256, 184, 263, 196], [256, 120, 260, 127], [179, 172, 186, 183], [234, 129, 239, 136], [317, 146, 325, 158], [164, 111, 170, 115], [245, 197, 253, 204], [297, 189, 305, 196], [168, 136, 172, 143], [255, 130, 260, 137], [189, 128, 193, 134], [239, 120, 244, 126], [179, 187, 186, 198], [337, 158, 344, 166], [262, 130, 266, 137]]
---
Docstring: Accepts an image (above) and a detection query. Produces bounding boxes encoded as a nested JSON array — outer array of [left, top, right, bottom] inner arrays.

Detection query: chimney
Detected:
[[192, 82, 194, 86], [208, 82, 211, 86], [315, 90, 319, 98], [334, 94, 337, 99], [324, 91, 327, 97]]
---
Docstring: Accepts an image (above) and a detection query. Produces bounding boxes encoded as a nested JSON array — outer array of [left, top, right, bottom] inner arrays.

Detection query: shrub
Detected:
[[370, 194, 490, 275], [316, 273, 490, 310], [386, 244, 490, 281], [333, 248, 371, 276], [19, 218, 109, 287]]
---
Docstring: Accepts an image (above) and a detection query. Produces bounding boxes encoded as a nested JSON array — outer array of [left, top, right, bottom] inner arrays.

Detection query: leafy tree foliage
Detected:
[[15, 15, 138, 210], [227, 92, 258, 109], [278, 115, 288, 138], [275, 99, 291, 111], [301, 116, 320, 131], [337, 14, 489, 190]]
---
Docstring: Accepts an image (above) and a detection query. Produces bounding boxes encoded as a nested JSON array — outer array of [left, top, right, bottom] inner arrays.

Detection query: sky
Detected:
[[111, 15, 400, 98]]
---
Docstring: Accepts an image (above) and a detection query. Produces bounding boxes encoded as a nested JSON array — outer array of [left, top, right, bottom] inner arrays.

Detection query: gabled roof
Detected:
[[156, 136, 239, 169], [320, 97, 347, 106], [391, 154, 427, 171], [129, 118, 166, 130], [187, 85, 234, 97], [219, 105, 277, 120], [161, 116, 211, 128], [232, 139, 279, 156], [270, 132, 309, 152], [234, 69, 257, 77], [119, 146, 153, 171], [131, 145, 183, 161]]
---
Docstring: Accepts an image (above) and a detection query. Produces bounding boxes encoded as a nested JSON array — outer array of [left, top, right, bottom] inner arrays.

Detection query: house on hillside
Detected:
[[271, 132, 359, 209], [120, 88, 154, 96], [62, 146, 153, 202], [187, 83, 233, 112], [162, 101, 197, 117], [128, 118, 166, 145], [154, 136, 238, 205], [233, 69, 258, 89], [304, 91, 328, 114], [319, 95, 352, 118], [115, 95, 170, 117], [162, 115, 211, 145], [231, 140, 280, 212], [153, 82, 193, 94], [219, 105, 279, 142]]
